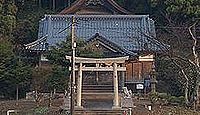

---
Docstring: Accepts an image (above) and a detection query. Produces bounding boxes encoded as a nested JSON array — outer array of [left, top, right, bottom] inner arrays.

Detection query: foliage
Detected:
[[156, 57, 184, 96], [0, 39, 15, 98], [151, 0, 200, 23], [14, 0, 55, 45], [6, 59, 32, 86], [0, 39, 32, 99], [150, 0, 200, 106], [0, 0, 17, 37], [150, 92, 185, 105], [34, 107, 49, 115], [32, 66, 52, 92], [47, 65, 69, 92], [125, 0, 150, 14], [12, 20, 35, 45]]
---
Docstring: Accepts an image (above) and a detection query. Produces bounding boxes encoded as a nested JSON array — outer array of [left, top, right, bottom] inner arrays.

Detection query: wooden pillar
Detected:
[[121, 63, 125, 88], [77, 63, 83, 107], [139, 62, 142, 80], [151, 80, 156, 93], [121, 71, 125, 88], [71, 16, 76, 114], [151, 63, 157, 93], [112, 63, 120, 109], [38, 0, 42, 8], [96, 63, 99, 84], [52, 0, 56, 11], [68, 0, 71, 7]]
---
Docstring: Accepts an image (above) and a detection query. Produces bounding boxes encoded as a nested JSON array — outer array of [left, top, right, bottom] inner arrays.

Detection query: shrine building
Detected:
[[25, 0, 169, 109]]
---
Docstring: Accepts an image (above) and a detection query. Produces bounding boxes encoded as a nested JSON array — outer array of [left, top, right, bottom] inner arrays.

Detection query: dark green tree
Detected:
[[47, 65, 69, 93], [12, 20, 35, 45], [0, 0, 17, 37], [7, 60, 32, 101], [0, 39, 32, 100], [0, 39, 15, 99], [46, 36, 103, 93]]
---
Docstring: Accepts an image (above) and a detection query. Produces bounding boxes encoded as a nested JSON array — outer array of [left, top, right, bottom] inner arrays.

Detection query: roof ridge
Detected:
[[59, 0, 131, 15]]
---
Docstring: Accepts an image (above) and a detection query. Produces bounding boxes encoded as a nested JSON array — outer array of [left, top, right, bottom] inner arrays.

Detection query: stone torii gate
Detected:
[[66, 56, 129, 109]]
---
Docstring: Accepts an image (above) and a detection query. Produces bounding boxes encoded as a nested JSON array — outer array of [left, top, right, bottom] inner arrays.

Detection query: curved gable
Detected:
[[59, 0, 131, 15]]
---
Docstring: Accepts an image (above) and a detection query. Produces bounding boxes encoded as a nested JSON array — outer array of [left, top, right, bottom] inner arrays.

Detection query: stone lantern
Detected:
[[150, 62, 157, 93]]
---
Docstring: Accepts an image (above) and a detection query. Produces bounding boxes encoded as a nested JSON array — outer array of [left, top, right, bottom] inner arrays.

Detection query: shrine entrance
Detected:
[[66, 56, 129, 109]]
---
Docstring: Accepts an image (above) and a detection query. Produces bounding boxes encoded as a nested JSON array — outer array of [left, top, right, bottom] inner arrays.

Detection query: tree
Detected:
[[0, 38, 32, 100], [47, 65, 69, 94], [0, 39, 15, 99], [14, 0, 55, 46], [150, 0, 200, 106], [0, 0, 17, 37], [7, 60, 32, 103], [151, 0, 200, 24], [12, 20, 35, 46]]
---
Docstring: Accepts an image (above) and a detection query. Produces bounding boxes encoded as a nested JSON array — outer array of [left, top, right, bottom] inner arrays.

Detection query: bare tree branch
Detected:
[[172, 59, 189, 104]]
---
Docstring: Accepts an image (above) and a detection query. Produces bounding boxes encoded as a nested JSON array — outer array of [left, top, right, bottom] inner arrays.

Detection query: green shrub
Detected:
[[168, 96, 177, 103], [178, 96, 185, 105], [168, 96, 185, 105], [149, 92, 159, 103], [34, 107, 49, 115], [158, 93, 169, 100], [149, 93, 185, 106]]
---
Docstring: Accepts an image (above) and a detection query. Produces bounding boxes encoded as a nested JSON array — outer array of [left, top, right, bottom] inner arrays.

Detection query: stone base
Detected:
[[112, 106, 121, 110], [75, 106, 84, 110]]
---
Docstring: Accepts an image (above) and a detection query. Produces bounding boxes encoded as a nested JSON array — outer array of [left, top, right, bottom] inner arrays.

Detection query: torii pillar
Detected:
[[76, 63, 83, 108], [112, 63, 120, 109]]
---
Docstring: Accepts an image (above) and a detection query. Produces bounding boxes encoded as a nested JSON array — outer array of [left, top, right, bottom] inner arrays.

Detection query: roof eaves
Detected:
[[87, 33, 137, 56]]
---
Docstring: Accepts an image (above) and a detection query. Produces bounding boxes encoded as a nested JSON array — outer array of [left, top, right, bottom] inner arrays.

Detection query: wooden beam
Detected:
[[139, 54, 154, 62], [69, 67, 126, 71], [65, 56, 129, 63]]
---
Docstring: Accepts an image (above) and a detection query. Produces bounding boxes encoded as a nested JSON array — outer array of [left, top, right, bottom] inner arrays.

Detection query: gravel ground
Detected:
[[0, 98, 200, 115]]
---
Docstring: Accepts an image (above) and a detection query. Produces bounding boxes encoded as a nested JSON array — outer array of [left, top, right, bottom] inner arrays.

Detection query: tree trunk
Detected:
[[189, 22, 200, 107], [53, 88, 56, 97], [182, 69, 189, 105], [173, 60, 190, 104], [196, 85, 199, 108], [185, 81, 189, 105], [35, 89, 40, 107], [49, 91, 53, 107], [16, 85, 19, 105]]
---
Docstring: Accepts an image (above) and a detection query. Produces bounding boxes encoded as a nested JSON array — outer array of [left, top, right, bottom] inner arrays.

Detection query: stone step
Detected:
[[82, 85, 114, 90], [82, 85, 117, 93], [75, 108, 125, 115], [82, 90, 114, 93], [82, 93, 117, 100]]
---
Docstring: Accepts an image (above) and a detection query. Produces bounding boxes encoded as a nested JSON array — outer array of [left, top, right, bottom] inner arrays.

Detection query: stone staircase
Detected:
[[74, 108, 125, 115], [82, 85, 114, 93], [81, 85, 123, 114], [81, 85, 120, 101]]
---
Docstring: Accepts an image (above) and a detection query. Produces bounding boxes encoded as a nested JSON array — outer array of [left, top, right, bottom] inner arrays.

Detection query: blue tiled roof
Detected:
[[27, 15, 168, 54]]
